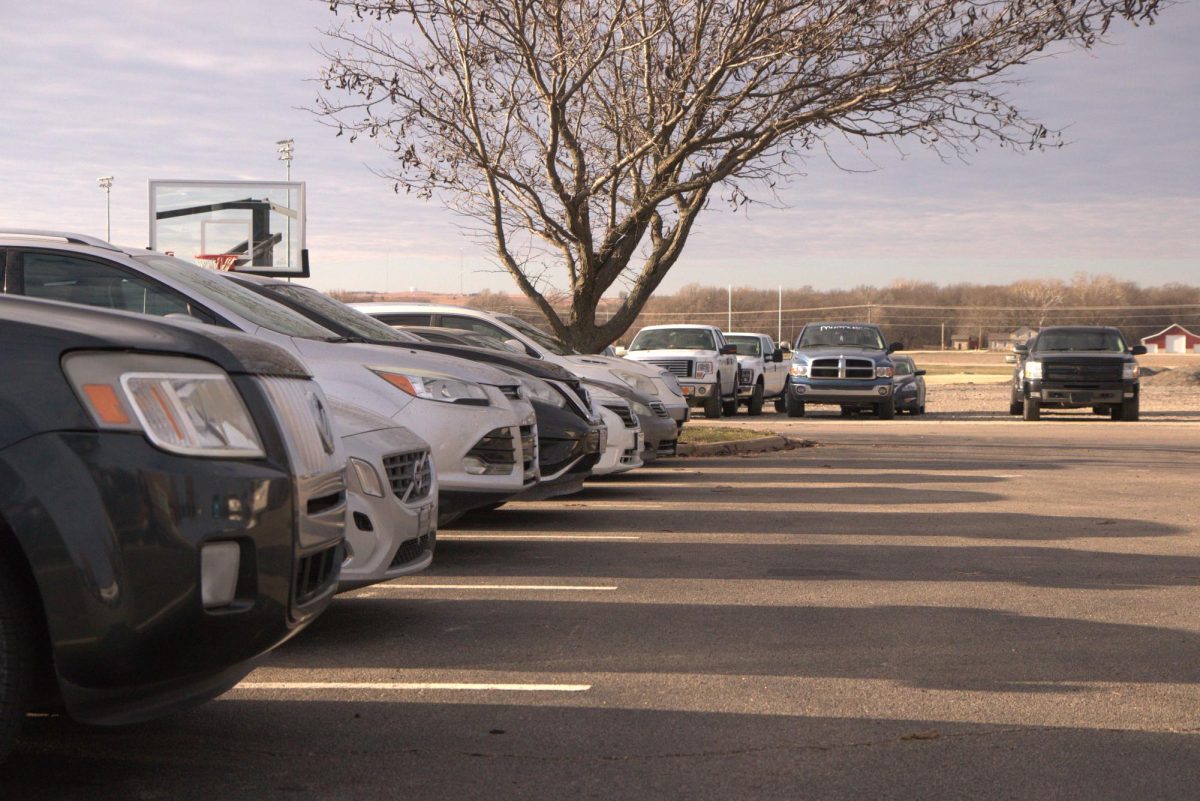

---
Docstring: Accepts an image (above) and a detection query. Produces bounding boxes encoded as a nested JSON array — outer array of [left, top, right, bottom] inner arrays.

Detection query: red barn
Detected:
[[1141, 324, 1200, 354]]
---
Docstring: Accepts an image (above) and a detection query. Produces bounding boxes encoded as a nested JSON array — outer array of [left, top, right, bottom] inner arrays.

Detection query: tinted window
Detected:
[[893, 360, 914, 376], [1033, 330, 1126, 353], [496, 315, 576, 356], [443, 315, 512, 341], [796, 324, 885, 350], [376, 313, 432, 326], [261, 284, 422, 342], [22, 251, 199, 318], [630, 328, 716, 351], [725, 335, 762, 357], [132, 254, 335, 338]]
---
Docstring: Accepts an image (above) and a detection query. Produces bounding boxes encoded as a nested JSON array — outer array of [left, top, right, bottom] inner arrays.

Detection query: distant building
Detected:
[[1140, 324, 1200, 354], [950, 332, 979, 351], [987, 326, 1038, 352]]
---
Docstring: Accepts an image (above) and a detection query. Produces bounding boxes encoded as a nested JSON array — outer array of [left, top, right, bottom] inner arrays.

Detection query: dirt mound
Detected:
[[1142, 366, 1200, 387]]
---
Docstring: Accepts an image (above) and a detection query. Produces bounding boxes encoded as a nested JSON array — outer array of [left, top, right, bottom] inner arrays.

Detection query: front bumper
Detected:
[[592, 407, 643, 475], [680, 379, 719, 405], [791, 380, 893, 405], [1025, 380, 1137, 408], [0, 430, 339, 725]]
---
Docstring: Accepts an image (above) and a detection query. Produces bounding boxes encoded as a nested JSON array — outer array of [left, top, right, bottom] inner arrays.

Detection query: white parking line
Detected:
[[235, 681, 591, 692], [437, 534, 641, 541], [376, 584, 619, 591]]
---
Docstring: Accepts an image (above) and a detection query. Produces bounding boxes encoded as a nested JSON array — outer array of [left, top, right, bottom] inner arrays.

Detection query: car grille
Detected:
[[294, 543, 342, 607], [738, 368, 753, 385], [383, 451, 433, 504], [389, 531, 436, 569], [645, 359, 692, 378], [520, 423, 537, 482], [1043, 361, 1123, 386], [620, 447, 639, 465], [656, 439, 678, 457], [648, 400, 670, 418], [810, 357, 875, 380], [498, 384, 522, 400], [603, 403, 637, 428], [468, 428, 517, 467]]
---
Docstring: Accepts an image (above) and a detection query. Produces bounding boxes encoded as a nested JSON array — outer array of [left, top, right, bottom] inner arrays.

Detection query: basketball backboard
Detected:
[[149, 180, 308, 276]]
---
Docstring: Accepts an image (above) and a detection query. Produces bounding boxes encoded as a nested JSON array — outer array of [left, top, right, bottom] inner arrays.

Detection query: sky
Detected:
[[1, 0, 1197, 297]]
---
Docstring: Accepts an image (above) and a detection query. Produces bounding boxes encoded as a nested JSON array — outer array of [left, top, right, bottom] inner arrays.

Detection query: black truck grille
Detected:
[[1044, 362, 1123, 386], [646, 359, 692, 378], [294, 543, 342, 606], [383, 451, 433, 503], [468, 428, 517, 466], [389, 531, 436, 569], [603, 403, 638, 428]]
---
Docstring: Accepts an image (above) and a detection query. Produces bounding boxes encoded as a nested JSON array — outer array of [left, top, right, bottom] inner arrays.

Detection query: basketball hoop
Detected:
[[196, 253, 241, 271]]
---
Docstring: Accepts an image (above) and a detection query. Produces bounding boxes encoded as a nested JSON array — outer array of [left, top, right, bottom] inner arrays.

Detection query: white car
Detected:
[[585, 384, 643, 475], [332, 400, 437, 591], [623, 324, 739, 418], [0, 234, 538, 524], [724, 332, 789, 415], [352, 302, 689, 427]]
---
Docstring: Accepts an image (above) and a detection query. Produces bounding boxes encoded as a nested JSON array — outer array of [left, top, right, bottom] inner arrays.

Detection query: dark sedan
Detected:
[[891, 355, 927, 415], [0, 296, 344, 759]]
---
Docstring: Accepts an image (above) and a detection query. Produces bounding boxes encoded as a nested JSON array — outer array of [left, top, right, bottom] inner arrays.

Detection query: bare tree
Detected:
[[315, 0, 1161, 351]]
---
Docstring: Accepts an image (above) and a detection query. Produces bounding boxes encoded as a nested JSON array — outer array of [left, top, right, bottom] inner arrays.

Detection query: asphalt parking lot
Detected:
[[6, 416, 1200, 800]]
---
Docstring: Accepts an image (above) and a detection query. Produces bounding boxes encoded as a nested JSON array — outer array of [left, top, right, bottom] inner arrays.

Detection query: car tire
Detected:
[[747, 382, 764, 416], [840, 406, 853, 418], [0, 558, 36, 763], [1092, 406, 1108, 415], [786, 394, 805, 418], [916, 405, 926, 416], [703, 393, 721, 419], [1113, 397, 1139, 422], [774, 397, 787, 413], [1009, 392, 1023, 416], [721, 396, 739, 416], [1023, 398, 1041, 421], [876, 398, 895, 420]]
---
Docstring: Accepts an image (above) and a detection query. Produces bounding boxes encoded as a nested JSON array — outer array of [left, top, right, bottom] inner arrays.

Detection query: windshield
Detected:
[[724, 335, 762, 357], [796, 324, 885, 350], [133, 255, 337, 339], [497, 314, 577, 356], [262, 284, 423, 343], [1033, 330, 1127, 353], [630, 328, 716, 351]]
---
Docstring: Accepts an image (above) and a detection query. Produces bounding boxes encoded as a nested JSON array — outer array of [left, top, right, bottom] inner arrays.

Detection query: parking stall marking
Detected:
[[372, 584, 619, 592], [436, 534, 641, 541], [233, 681, 592, 693]]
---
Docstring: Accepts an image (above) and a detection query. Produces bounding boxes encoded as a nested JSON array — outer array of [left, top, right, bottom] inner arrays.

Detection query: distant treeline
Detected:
[[337, 273, 1200, 349]]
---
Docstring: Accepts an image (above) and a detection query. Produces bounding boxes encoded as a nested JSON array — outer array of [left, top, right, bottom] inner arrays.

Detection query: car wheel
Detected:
[[839, 406, 853, 418], [786, 394, 805, 418], [876, 398, 895, 420], [774, 397, 787, 413], [721, 396, 739, 416], [746, 382, 764, 416], [1009, 392, 1023, 416], [1092, 406, 1107, 415], [1112, 396, 1139, 422], [703, 393, 722, 419], [1023, 398, 1041, 421], [916, 405, 926, 416], [0, 559, 36, 763]]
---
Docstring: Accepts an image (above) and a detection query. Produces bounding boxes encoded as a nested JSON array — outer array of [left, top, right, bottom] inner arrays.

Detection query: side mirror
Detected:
[[914, 369, 927, 377], [772, 349, 784, 363], [1130, 345, 1147, 356], [886, 342, 904, 354], [1005, 354, 1017, 364], [719, 344, 737, 356], [614, 346, 628, 357]]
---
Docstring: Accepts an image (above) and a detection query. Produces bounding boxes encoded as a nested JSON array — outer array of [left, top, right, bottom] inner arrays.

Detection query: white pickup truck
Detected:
[[724, 332, 788, 415], [622, 324, 740, 418]]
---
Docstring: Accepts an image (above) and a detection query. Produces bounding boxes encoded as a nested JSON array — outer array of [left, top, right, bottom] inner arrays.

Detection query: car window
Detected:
[[376, 312, 432, 326], [260, 284, 422, 342], [21, 251, 204, 319], [724, 335, 762, 357], [442, 315, 512, 342], [630, 328, 716, 351], [796, 324, 885, 350], [893, 360, 913, 376], [1033, 330, 1126, 353], [131, 254, 336, 338], [496, 314, 577, 356]]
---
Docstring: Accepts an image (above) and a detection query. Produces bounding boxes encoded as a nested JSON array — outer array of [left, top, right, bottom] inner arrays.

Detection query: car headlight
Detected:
[[371, 368, 489, 405], [348, 457, 385, 498], [899, 383, 918, 393], [519, 375, 568, 408], [1123, 362, 1140, 380], [613, 370, 659, 396], [63, 352, 264, 458], [630, 399, 655, 419], [695, 361, 714, 380], [789, 363, 809, 377], [657, 370, 684, 397], [1024, 361, 1043, 381], [876, 366, 894, 378]]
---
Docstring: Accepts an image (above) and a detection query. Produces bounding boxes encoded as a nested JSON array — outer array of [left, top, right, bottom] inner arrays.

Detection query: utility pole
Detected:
[[97, 176, 113, 240], [459, 248, 464, 295], [940, 321, 945, 351], [727, 284, 732, 330], [777, 285, 783, 343]]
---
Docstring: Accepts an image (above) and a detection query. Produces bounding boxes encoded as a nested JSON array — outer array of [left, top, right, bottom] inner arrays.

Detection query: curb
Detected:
[[676, 435, 815, 458]]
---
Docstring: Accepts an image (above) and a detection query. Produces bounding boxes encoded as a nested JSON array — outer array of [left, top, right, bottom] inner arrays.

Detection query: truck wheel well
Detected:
[[0, 517, 57, 705]]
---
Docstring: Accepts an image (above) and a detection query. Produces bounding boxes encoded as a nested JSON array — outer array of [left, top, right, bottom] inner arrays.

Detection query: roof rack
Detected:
[[0, 229, 121, 252]]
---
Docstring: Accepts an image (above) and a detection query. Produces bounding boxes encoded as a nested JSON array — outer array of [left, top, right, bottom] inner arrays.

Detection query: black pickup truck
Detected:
[[0, 296, 345, 759], [1009, 326, 1146, 421]]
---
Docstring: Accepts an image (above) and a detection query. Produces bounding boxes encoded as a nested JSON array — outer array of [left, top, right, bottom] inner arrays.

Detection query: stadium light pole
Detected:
[[727, 284, 732, 330], [97, 176, 113, 241]]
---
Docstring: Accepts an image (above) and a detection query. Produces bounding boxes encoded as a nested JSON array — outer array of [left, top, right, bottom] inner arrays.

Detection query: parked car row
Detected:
[[0, 230, 693, 758]]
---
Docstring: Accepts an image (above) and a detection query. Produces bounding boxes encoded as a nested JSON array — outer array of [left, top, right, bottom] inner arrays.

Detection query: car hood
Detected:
[[292, 338, 516, 386], [328, 397, 427, 447], [791, 347, 891, 362], [736, 355, 762, 368]]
